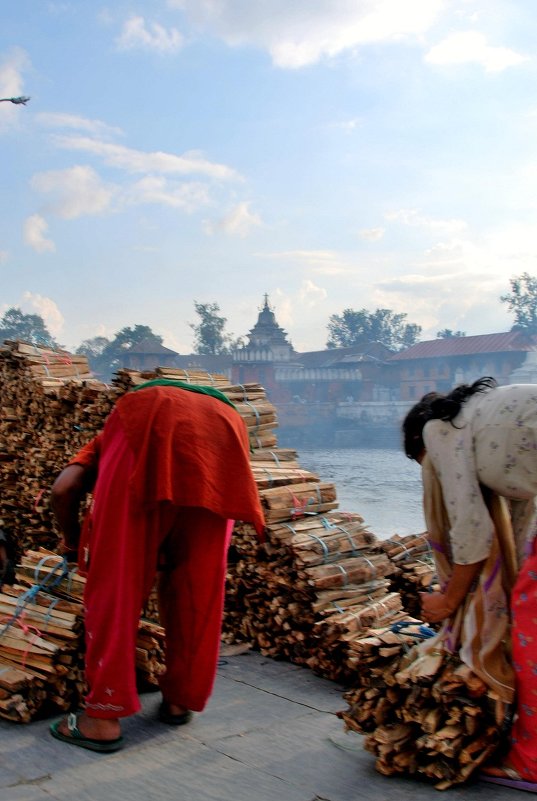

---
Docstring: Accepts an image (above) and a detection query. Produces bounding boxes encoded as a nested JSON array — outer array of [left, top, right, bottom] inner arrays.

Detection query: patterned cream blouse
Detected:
[[422, 384, 537, 566]]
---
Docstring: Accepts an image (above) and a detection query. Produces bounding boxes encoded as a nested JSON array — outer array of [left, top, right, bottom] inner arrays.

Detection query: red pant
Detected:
[[82, 410, 233, 719], [506, 534, 537, 780]]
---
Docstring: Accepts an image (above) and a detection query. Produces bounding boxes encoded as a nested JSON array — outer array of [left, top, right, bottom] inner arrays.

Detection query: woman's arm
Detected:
[[51, 435, 101, 559], [420, 560, 485, 622], [51, 463, 95, 559]]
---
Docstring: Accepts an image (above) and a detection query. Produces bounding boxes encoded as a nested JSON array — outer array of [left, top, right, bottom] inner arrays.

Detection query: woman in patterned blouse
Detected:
[[403, 377, 537, 790]]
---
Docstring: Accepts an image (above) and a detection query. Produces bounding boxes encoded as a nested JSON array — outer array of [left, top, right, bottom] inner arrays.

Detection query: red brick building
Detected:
[[389, 331, 537, 401]]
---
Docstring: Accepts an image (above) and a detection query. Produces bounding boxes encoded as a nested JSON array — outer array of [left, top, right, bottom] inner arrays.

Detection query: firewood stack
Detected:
[[0, 340, 118, 555], [339, 641, 506, 789], [0, 549, 167, 721], [0, 550, 86, 722]]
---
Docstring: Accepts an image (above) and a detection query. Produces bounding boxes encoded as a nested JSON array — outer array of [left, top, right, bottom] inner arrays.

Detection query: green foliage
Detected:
[[501, 273, 537, 333], [437, 328, 466, 339], [189, 301, 243, 355], [77, 325, 163, 381], [0, 307, 58, 348], [76, 336, 110, 359], [326, 308, 421, 351]]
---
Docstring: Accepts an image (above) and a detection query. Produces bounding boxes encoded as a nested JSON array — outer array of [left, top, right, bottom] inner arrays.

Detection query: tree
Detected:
[[76, 336, 110, 360], [437, 329, 466, 339], [189, 302, 243, 355], [107, 325, 163, 352], [77, 325, 163, 380], [0, 307, 58, 347], [326, 308, 421, 351], [500, 273, 537, 333]]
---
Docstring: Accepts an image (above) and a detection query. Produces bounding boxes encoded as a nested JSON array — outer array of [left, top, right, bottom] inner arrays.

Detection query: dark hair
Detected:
[[402, 376, 497, 461]]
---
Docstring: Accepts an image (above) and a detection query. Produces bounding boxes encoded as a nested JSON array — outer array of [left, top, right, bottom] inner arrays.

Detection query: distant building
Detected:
[[389, 331, 537, 401], [231, 295, 393, 405], [231, 295, 398, 444], [120, 337, 180, 371], [232, 294, 298, 400], [119, 337, 232, 379], [172, 352, 232, 380]]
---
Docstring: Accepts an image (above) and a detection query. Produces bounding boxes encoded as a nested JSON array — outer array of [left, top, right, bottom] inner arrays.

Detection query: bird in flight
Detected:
[[0, 96, 31, 105]]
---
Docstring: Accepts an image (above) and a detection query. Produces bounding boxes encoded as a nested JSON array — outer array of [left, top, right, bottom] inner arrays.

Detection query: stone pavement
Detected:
[[0, 651, 522, 801]]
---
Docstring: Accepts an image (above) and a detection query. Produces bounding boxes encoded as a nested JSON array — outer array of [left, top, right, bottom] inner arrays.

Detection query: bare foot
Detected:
[[166, 703, 189, 716], [56, 711, 121, 742], [158, 700, 192, 725], [481, 764, 520, 780]]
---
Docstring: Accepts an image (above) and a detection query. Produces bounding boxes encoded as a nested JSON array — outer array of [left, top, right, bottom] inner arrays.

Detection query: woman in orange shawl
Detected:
[[49, 380, 264, 752]]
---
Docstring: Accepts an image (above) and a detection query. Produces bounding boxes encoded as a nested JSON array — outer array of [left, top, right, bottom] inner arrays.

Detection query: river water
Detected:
[[296, 447, 425, 539]]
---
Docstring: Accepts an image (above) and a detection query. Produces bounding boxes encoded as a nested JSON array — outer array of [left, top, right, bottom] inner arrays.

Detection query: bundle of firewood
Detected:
[[112, 366, 232, 391], [0, 341, 117, 553], [378, 534, 439, 617], [0, 549, 167, 721], [136, 619, 167, 688], [340, 639, 507, 789], [0, 550, 86, 722]]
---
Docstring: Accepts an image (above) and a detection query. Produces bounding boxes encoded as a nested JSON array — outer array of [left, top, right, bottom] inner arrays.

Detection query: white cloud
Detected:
[[169, 0, 445, 68], [270, 288, 295, 330], [370, 224, 528, 337], [31, 165, 115, 219], [0, 250, 8, 263], [127, 176, 211, 211], [22, 292, 64, 339], [331, 118, 363, 132], [36, 112, 123, 138], [262, 249, 351, 275], [24, 214, 56, 253], [385, 208, 467, 234], [204, 202, 262, 237], [0, 48, 30, 132], [425, 31, 527, 73], [116, 16, 184, 53], [298, 279, 328, 306], [53, 135, 241, 181], [159, 328, 191, 354], [359, 227, 385, 242]]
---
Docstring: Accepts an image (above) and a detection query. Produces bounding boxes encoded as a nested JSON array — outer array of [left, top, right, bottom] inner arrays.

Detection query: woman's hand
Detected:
[[419, 560, 485, 623], [57, 539, 79, 564], [419, 591, 455, 623]]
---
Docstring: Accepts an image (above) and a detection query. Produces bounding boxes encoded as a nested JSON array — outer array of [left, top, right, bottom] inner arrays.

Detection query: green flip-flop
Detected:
[[49, 712, 123, 753]]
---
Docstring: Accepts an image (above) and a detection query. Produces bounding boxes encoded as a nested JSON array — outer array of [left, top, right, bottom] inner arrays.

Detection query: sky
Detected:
[[1, 1, 536, 354]]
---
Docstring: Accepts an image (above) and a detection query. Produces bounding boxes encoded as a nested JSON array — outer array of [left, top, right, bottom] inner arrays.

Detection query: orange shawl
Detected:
[[71, 385, 265, 536]]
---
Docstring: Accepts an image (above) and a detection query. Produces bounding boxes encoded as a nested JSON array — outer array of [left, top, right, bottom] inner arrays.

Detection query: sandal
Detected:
[[480, 766, 537, 794], [158, 701, 192, 726], [50, 712, 123, 753]]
